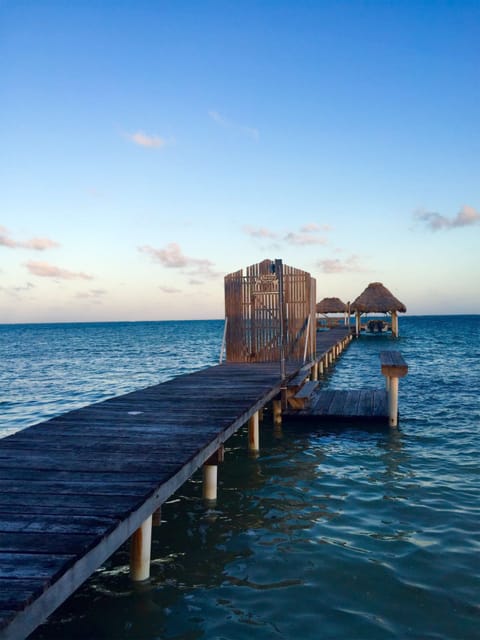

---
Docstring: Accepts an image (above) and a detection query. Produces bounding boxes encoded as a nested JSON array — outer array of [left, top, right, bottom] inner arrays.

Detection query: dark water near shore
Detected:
[[1, 317, 479, 639]]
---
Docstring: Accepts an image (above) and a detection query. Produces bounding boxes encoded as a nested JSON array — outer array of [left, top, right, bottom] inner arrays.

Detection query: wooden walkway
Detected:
[[0, 329, 350, 640], [291, 389, 389, 423]]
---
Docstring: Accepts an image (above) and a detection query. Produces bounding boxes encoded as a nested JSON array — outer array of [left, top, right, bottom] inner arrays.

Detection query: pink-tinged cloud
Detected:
[[285, 232, 327, 246], [300, 223, 333, 233], [0, 226, 60, 251], [243, 225, 278, 239], [126, 131, 167, 148], [317, 255, 365, 274], [25, 261, 94, 280], [415, 205, 480, 231], [139, 243, 220, 280]]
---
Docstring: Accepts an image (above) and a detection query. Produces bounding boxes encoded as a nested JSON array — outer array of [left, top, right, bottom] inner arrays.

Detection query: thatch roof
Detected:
[[350, 282, 406, 313], [316, 297, 348, 314]]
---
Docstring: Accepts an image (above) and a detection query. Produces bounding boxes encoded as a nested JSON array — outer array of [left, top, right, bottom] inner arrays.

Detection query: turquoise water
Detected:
[[1, 317, 479, 639]]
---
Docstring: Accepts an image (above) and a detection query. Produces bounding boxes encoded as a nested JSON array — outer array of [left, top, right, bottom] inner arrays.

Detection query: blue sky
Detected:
[[1, 0, 479, 322]]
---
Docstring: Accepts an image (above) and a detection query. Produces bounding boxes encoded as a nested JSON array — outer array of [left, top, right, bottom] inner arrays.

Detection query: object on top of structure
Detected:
[[350, 282, 406, 337], [316, 297, 349, 329], [224, 259, 316, 367], [316, 297, 348, 313]]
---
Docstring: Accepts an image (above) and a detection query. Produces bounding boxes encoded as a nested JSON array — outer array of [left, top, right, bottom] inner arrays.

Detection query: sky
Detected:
[[1, 0, 479, 323]]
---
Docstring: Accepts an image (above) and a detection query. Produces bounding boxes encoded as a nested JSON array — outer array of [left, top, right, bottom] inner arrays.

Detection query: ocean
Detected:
[[1, 316, 479, 639]]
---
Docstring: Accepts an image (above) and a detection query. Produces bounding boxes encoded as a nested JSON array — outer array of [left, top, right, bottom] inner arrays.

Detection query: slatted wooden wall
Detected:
[[224, 259, 316, 364]]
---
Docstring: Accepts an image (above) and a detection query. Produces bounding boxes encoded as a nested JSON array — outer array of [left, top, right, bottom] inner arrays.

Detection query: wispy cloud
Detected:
[[284, 222, 329, 246], [0, 226, 60, 251], [139, 242, 220, 280], [317, 254, 365, 274], [243, 225, 279, 239], [208, 110, 229, 127], [208, 110, 259, 141], [243, 223, 330, 246], [159, 285, 182, 294], [25, 261, 94, 280], [284, 232, 327, 246], [415, 205, 480, 231], [125, 131, 170, 148], [75, 289, 107, 299], [0, 282, 36, 299], [300, 223, 332, 233]]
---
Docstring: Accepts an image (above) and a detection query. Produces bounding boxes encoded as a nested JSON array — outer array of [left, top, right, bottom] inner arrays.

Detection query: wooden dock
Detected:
[[288, 389, 389, 423], [0, 329, 350, 640]]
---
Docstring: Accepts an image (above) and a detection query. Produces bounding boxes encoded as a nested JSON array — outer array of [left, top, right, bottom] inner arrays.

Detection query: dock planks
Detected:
[[291, 388, 389, 423], [0, 329, 351, 640]]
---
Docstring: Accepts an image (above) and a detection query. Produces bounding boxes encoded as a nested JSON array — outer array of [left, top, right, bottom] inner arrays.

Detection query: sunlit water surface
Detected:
[[1, 317, 479, 639]]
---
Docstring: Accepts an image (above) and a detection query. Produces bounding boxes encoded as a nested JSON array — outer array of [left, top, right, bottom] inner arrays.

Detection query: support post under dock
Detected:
[[380, 351, 408, 427]]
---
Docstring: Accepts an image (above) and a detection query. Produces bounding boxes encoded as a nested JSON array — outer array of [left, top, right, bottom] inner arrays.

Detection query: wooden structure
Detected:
[[285, 350, 408, 426], [350, 282, 406, 337], [224, 259, 316, 366], [316, 297, 349, 329], [0, 329, 349, 640]]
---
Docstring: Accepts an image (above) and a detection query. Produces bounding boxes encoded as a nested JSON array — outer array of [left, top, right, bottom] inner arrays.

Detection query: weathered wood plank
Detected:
[[379, 350, 408, 378]]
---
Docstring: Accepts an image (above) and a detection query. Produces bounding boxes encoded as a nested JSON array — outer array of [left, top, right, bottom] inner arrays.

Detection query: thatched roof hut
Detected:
[[350, 282, 406, 313], [316, 297, 348, 314], [351, 282, 406, 337]]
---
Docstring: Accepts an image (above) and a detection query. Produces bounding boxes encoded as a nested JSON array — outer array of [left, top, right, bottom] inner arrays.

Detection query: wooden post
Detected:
[[380, 351, 408, 428], [273, 399, 282, 426], [152, 507, 162, 527], [203, 464, 217, 502], [203, 446, 224, 502], [388, 377, 399, 427], [392, 311, 399, 337], [319, 359, 324, 375], [311, 362, 318, 381], [248, 411, 260, 452], [130, 515, 152, 582], [355, 311, 361, 336]]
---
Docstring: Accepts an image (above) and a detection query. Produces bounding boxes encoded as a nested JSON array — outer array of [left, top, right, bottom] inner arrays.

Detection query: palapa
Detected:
[[350, 282, 406, 313], [316, 297, 348, 314]]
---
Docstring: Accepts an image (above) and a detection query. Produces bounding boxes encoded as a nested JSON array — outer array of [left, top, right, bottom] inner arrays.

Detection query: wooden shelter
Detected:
[[224, 259, 316, 369], [316, 297, 349, 328], [350, 282, 406, 337]]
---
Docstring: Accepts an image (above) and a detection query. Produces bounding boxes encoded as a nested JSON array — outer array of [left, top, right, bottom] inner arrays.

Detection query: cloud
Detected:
[[75, 289, 107, 299], [284, 232, 327, 246], [208, 110, 229, 127], [0, 282, 36, 299], [25, 261, 94, 280], [415, 205, 480, 231], [243, 225, 278, 239], [317, 254, 365, 274], [209, 110, 259, 141], [139, 242, 220, 280], [126, 131, 168, 148], [243, 223, 330, 246], [0, 226, 60, 250], [159, 286, 181, 294], [300, 223, 332, 233]]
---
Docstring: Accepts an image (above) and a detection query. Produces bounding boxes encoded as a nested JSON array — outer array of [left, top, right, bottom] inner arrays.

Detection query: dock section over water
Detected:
[[0, 329, 349, 640]]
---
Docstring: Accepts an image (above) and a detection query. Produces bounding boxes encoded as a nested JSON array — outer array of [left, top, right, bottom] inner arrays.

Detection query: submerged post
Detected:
[[203, 446, 224, 503], [379, 351, 408, 427], [130, 515, 153, 582], [248, 411, 260, 452]]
